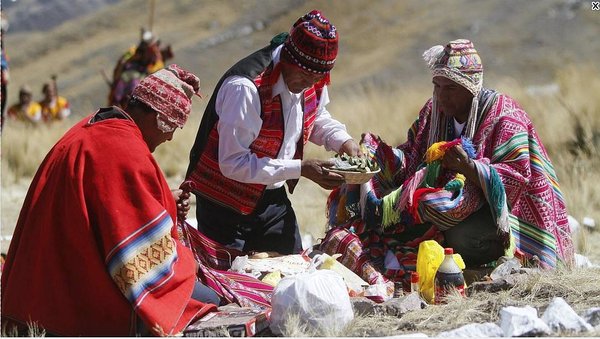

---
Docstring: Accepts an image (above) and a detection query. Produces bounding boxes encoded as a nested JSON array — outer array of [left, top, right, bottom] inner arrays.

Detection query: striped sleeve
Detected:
[[106, 210, 178, 308]]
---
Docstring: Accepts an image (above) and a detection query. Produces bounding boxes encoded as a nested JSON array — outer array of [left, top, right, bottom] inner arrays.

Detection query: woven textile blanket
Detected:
[[321, 90, 574, 290]]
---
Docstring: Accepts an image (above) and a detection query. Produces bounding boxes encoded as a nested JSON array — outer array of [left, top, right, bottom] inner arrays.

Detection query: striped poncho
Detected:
[[322, 89, 573, 287]]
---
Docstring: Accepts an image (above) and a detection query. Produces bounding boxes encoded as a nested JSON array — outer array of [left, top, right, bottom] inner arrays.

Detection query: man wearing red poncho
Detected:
[[1, 65, 217, 336]]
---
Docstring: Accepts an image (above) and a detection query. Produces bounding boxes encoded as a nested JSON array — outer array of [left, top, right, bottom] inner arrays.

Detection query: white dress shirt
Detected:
[[215, 45, 352, 189]]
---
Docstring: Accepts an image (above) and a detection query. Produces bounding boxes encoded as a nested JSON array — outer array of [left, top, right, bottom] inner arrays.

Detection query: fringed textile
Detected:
[[1, 112, 215, 336], [177, 220, 273, 309], [319, 89, 574, 295]]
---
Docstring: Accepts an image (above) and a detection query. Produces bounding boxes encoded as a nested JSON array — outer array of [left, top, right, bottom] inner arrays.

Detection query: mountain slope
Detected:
[[3, 0, 598, 115]]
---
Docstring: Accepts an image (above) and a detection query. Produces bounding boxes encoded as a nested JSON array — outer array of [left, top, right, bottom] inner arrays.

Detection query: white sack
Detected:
[[269, 270, 354, 335]]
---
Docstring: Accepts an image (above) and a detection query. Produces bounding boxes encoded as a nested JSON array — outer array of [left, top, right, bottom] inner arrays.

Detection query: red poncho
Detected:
[[1, 110, 215, 336]]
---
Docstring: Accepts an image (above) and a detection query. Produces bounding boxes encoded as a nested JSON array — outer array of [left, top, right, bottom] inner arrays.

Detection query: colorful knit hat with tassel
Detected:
[[422, 39, 484, 148], [423, 39, 483, 96]]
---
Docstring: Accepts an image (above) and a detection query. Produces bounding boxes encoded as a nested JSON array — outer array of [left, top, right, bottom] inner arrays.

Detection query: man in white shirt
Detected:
[[183, 10, 360, 254]]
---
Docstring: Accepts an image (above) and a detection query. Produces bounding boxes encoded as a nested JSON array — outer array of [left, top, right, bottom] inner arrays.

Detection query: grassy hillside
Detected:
[[2, 3, 600, 336], [3, 0, 599, 112], [2, 0, 600, 258]]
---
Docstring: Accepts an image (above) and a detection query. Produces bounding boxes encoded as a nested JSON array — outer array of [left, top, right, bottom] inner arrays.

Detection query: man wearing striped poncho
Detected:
[[321, 39, 574, 292]]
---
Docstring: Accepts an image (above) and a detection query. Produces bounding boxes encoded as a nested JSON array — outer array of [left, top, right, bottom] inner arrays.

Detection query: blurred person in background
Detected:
[[1, 65, 218, 336], [1, 11, 10, 131], [39, 80, 71, 121], [322, 39, 574, 291], [108, 28, 173, 109], [7, 85, 42, 124], [182, 10, 361, 256]]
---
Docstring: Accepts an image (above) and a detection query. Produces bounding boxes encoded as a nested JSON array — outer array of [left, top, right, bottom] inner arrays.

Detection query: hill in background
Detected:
[[3, 0, 599, 116], [2, 0, 600, 265]]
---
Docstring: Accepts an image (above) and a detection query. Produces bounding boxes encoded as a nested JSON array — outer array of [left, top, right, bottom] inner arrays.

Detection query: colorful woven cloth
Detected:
[[283, 10, 338, 74], [178, 221, 273, 309], [1, 110, 215, 336], [321, 89, 574, 290], [399, 137, 484, 227]]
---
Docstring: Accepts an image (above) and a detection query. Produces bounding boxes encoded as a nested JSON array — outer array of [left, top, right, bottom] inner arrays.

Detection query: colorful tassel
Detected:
[[398, 167, 427, 211], [407, 137, 476, 221], [444, 173, 466, 192], [424, 160, 442, 187], [409, 187, 441, 223], [460, 136, 476, 159], [381, 187, 403, 229], [424, 141, 447, 163]]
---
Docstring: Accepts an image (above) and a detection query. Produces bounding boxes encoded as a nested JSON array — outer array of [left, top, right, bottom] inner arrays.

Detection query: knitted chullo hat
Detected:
[[423, 39, 483, 96], [282, 10, 338, 74], [132, 64, 201, 129], [422, 39, 484, 147]]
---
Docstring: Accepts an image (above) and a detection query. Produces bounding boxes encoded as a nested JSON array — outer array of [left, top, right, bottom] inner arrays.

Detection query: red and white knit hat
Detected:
[[282, 10, 338, 74], [131, 64, 201, 128]]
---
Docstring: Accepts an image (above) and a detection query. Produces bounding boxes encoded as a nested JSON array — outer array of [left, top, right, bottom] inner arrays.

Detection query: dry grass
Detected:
[[1, 1, 600, 335], [2, 67, 599, 337], [1, 122, 72, 185], [392, 266, 600, 337], [1, 321, 46, 337], [3, 266, 600, 336], [2, 66, 600, 261], [275, 266, 600, 337]]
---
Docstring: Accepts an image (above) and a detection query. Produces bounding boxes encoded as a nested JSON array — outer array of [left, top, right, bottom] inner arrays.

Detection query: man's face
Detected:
[[281, 62, 326, 94], [146, 128, 175, 153], [432, 76, 474, 123], [143, 112, 176, 153]]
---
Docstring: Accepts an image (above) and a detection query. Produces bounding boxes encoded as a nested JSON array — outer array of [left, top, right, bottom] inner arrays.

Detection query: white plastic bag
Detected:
[[230, 255, 249, 273], [311, 253, 368, 294], [269, 270, 354, 335]]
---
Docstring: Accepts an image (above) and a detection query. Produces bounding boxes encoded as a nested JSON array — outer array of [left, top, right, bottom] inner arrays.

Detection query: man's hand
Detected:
[[301, 159, 345, 190], [338, 139, 363, 157], [171, 189, 191, 221], [442, 145, 481, 188]]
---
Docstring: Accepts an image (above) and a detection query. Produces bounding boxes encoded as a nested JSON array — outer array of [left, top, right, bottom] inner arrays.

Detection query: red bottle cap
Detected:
[[411, 272, 419, 283], [444, 248, 454, 255]]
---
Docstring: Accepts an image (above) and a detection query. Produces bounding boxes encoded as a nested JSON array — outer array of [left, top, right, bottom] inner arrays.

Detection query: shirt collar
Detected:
[[271, 45, 301, 100]]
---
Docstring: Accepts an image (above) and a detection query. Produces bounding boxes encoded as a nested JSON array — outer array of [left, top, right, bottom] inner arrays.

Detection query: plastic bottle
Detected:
[[410, 271, 420, 294], [434, 248, 465, 304], [393, 281, 403, 298]]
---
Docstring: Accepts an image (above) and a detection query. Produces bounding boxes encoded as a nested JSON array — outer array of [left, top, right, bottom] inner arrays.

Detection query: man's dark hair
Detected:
[[126, 96, 155, 114]]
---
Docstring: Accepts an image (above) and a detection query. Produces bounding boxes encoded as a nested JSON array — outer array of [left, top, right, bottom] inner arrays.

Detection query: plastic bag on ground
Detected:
[[269, 270, 354, 336], [312, 253, 369, 294]]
